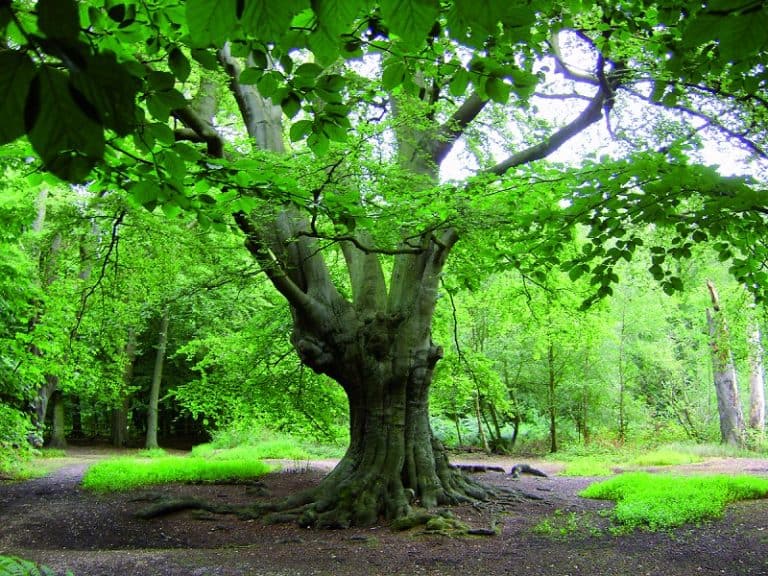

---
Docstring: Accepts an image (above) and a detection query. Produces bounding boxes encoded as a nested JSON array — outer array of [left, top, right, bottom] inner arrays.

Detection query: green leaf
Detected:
[[159, 150, 187, 185], [148, 71, 175, 91], [307, 130, 329, 155], [308, 27, 341, 66], [26, 66, 104, 182], [295, 62, 324, 79], [382, 59, 407, 90], [289, 119, 313, 142], [449, 67, 470, 97], [281, 92, 302, 118], [241, 0, 308, 42], [309, 0, 366, 63], [154, 89, 188, 111], [187, 0, 238, 48], [130, 179, 160, 208], [380, 0, 439, 48], [257, 72, 281, 97], [485, 76, 511, 104], [313, 0, 366, 36], [239, 68, 263, 85], [321, 120, 348, 142], [0, 51, 36, 145], [69, 52, 139, 136], [169, 48, 191, 82], [318, 74, 345, 92], [191, 48, 221, 70], [38, 0, 80, 40], [147, 122, 176, 146]]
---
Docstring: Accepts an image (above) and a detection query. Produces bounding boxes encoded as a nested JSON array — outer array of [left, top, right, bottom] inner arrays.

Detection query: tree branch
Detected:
[[431, 93, 488, 166], [218, 44, 284, 152], [233, 211, 317, 315], [486, 87, 606, 175], [172, 106, 224, 158]]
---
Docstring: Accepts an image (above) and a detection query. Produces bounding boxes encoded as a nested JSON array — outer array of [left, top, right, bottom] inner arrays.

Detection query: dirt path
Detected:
[[2, 450, 768, 576]]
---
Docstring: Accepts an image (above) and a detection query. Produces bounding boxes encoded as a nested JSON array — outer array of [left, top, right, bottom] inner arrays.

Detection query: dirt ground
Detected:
[[2, 448, 768, 576]]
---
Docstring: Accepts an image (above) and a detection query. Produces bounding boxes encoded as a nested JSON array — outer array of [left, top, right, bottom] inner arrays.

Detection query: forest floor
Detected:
[[2, 447, 768, 576]]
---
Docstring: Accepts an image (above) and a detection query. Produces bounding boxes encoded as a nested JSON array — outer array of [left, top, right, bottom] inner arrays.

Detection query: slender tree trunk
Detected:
[[146, 308, 170, 449], [49, 389, 67, 449], [706, 280, 746, 446], [113, 329, 137, 447], [748, 320, 765, 434], [617, 309, 627, 443], [548, 341, 558, 453], [453, 414, 464, 448], [474, 392, 490, 453]]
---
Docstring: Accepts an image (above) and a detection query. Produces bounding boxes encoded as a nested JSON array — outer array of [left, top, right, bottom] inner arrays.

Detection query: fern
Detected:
[[0, 555, 70, 576]]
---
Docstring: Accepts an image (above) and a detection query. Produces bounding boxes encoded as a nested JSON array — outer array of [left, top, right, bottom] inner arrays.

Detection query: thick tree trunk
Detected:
[[706, 281, 745, 446], [146, 308, 170, 449], [269, 329, 490, 528]]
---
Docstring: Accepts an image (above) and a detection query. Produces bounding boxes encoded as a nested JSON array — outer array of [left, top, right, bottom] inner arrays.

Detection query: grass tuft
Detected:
[[580, 472, 768, 530]]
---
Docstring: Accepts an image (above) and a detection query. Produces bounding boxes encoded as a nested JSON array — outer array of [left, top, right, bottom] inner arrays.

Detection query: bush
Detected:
[[0, 406, 35, 478]]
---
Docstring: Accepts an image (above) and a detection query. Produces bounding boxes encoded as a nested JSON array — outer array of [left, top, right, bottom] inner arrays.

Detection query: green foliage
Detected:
[[198, 423, 345, 459], [82, 453, 273, 492], [581, 473, 768, 530], [0, 555, 70, 576], [0, 405, 35, 475]]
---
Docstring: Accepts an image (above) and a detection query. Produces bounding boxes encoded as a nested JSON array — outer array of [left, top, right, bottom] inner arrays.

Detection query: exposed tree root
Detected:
[[136, 497, 236, 519], [134, 467, 543, 531]]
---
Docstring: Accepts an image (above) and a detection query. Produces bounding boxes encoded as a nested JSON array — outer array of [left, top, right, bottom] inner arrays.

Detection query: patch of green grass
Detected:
[[82, 455, 272, 492], [580, 472, 768, 530], [135, 448, 168, 458], [191, 441, 311, 461], [559, 457, 615, 477], [39, 448, 67, 459], [629, 448, 702, 467], [193, 426, 345, 461]]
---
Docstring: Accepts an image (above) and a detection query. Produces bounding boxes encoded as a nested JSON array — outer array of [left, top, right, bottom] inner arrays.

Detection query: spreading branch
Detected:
[[233, 211, 318, 317], [431, 93, 488, 166], [486, 87, 606, 175]]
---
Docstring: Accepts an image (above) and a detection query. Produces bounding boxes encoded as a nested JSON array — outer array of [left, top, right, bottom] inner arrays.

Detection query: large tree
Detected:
[[2, 1, 767, 526]]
